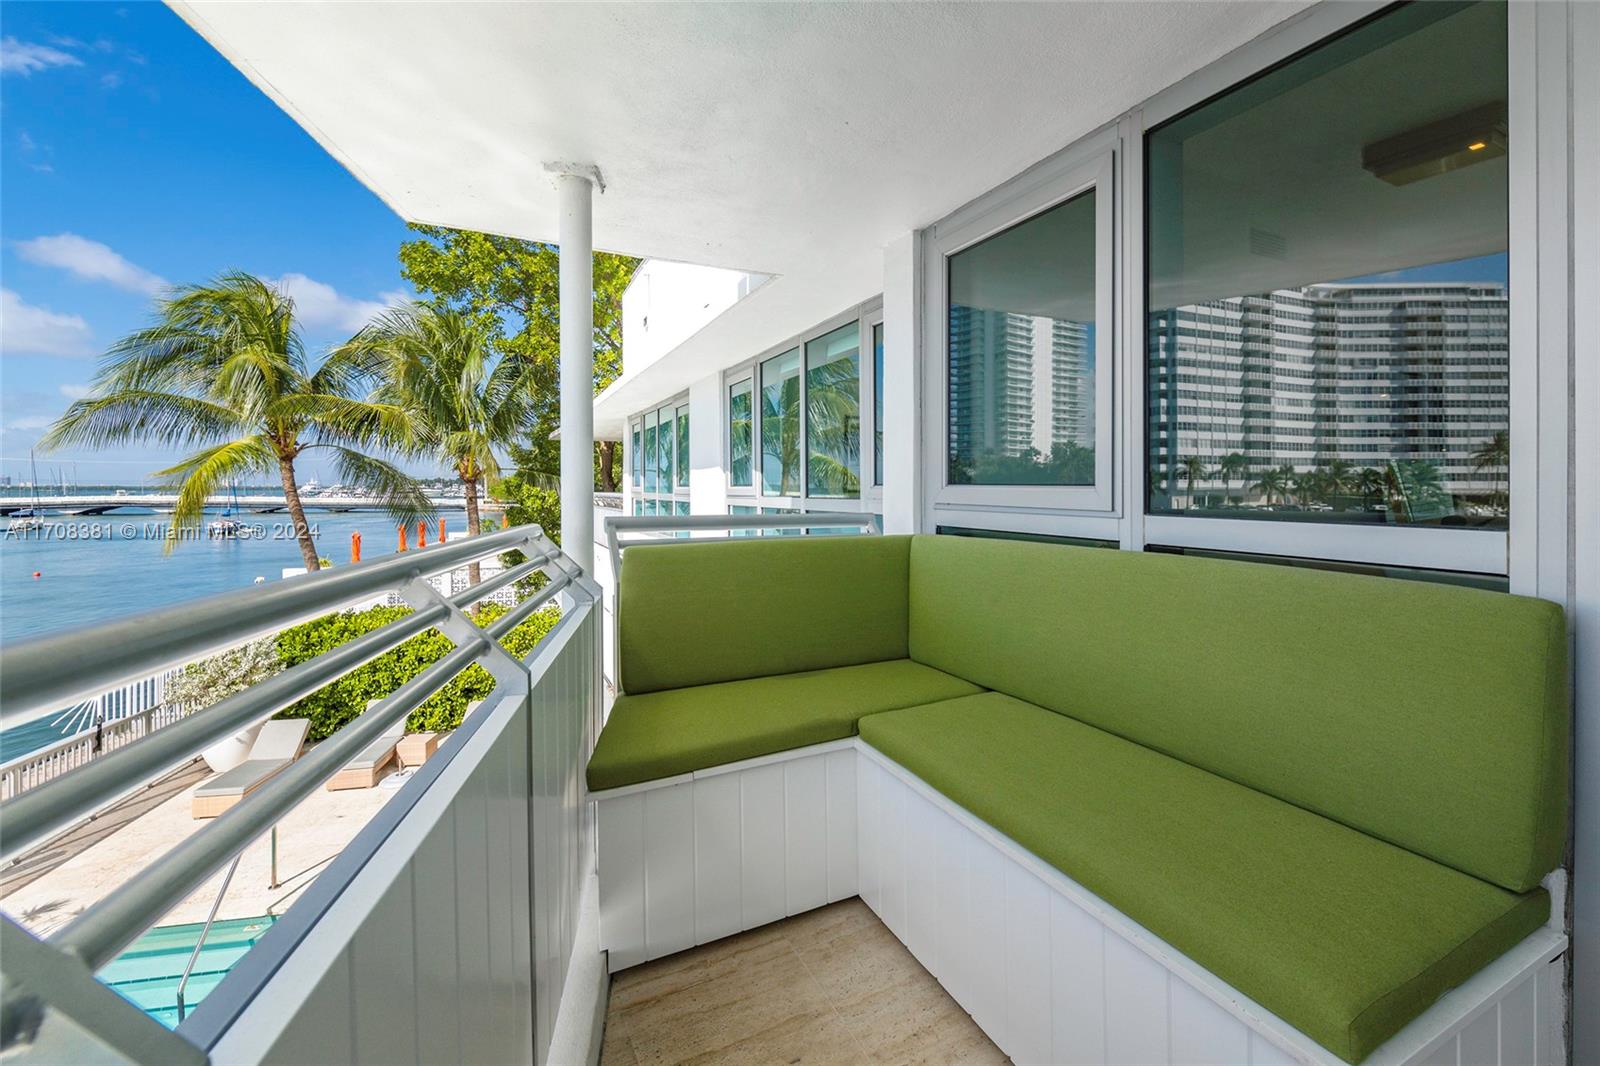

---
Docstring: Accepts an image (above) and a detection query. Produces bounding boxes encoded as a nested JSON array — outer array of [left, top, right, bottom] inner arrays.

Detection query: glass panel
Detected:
[[676, 405, 690, 489], [631, 423, 642, 487], [760, 349, 801, 495], [1146, 1, 1509, 529], [729, 379, 754, 488], [762, 506, 800, 536], [657, 405, 675, 493], [642, 410, 657, 493], [804, 323, 861, 498], [730, 503, 759, 537], [948, 190, 1097, 486], [873, 323, 885, 486], [633, 498, 643, 516], [674, 500, 690, 516]]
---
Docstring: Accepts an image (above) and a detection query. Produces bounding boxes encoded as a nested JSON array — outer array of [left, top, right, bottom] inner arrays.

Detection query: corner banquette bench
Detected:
[[588, 534, 1569, 1065]]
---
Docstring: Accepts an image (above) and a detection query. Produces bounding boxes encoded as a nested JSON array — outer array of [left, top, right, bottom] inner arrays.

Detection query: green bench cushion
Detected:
[[859, 693, 1549, 1064], [618, 536, 913, 695], [587, 659, 980, 791], [907, 534, 1568, 893]]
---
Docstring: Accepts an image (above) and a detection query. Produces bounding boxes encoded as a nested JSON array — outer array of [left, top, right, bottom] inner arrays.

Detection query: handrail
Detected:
[[0, 523, 544, 729], [175, 854, 241, 1023], [604, 511, 880, 582]]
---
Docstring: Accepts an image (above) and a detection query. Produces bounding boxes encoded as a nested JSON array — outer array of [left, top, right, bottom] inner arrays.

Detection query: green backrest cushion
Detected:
[[907, 535, 1568, 893], [619, 535, 912, 694]]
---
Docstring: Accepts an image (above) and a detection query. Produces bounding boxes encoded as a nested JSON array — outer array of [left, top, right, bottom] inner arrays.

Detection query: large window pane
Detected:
[[676, 405, 690, 489], [948, 191, 1097, 485], [631, 422, 642, 488], [729, 380, 753, 488], [761, 349, 801, 495], [805, 323, 861, 498], [656, 404, 674, 492], [873, 323, 885, 486], [642, 410, 657, 493], [1146, 1, 1508, 529]]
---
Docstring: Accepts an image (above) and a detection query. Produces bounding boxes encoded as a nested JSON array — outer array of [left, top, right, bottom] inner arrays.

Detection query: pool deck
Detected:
[[0, 752, 402, 939]]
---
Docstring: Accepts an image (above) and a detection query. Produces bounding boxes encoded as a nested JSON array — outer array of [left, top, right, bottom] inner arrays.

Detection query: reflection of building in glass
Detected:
[[1148, 281, 1509, 500], [950, 307, 1093, 470]]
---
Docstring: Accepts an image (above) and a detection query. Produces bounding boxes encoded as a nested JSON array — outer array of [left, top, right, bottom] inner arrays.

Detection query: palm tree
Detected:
[[1180, 455, 1208, 509], [357, 304, 533, 585], [1321, 459, 1354, 501], [1470, 430, 1510, 510], [1292, 468, 1326, 507], [43, 273, 429, 571], [1216, 452, 1248, 504], [1357, 467, 1387, 508], [1251, 465, 1290, 506]]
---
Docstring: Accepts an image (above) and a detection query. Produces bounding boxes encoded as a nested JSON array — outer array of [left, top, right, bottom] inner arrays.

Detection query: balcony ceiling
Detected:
[[173, 0, 1312, 434]]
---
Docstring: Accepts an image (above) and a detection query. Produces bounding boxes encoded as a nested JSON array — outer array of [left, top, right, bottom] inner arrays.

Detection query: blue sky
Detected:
[[1, 1, 419, 484]]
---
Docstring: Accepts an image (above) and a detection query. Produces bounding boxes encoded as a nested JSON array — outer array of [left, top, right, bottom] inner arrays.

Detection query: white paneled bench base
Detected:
[[592, 740, 857, 972], [854, 743, 1568, 1066]]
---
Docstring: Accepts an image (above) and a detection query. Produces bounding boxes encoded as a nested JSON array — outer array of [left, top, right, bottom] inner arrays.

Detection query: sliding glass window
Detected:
[[805, 323, 861, 498], [676, 404, 690, 490], [1146, 1, 1509, 530], [729, 378, 754, 489], [630, 422, 642, 488], [873, 323, 885, 487], [642, 411, 657, 494], [760, 348, 801, 496], [628, 397, 690, 515]]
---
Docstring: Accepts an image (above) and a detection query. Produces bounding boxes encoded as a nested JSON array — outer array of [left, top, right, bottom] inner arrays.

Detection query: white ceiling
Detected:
[[173, 0, 1313, 435]]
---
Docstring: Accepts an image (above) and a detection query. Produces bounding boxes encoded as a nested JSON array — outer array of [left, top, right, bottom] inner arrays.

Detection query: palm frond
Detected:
[[152, 436, 278, 551]]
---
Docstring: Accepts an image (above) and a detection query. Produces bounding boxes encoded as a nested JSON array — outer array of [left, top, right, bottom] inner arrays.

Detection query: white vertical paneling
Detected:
[[1169, 976, 1249, 1066], [644, 781, 696, 959], [1051, 891, 1107, 1066], [454, 770, 496, 1065], [879, 772, 908, 939], [1247, 1031, 1298, 1066], [824, 748, 857, 902], [597, 794, 646, 971], [856, 753, 881, 911], [967, 836, 1009, 1042], [904, 781, 940, 969], [740, 762, 786, 927], [1500, 974, 1536, 1063], [933, 803, 969, 1010], [1456, 1009, 1497, 1066], [1415, 1038, 1458, 1066], [1004, 863, 1053, 1066], [484, 728, 515, 1050], [1534, 956, 1563, 1066], [262, 950, 354, 1066], [351, 870, 417, 1064], [693, 771, 742, 944], [784, 756, 829, 915], [1104, 932, 1169, 1065], [412, 818, 461, 1066]]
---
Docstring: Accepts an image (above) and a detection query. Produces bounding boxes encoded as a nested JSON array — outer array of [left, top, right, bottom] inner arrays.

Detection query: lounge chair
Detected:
[[191, 718, 311, 818], [326, 701, 406, 791]]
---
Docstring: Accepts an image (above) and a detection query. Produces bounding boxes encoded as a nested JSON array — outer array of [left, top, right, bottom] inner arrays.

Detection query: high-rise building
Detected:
[[1148, 281, 1509, 507]]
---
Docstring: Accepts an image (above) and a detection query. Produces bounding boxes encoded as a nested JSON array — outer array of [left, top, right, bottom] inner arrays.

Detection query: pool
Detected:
[[98, 914, 277, 1027]]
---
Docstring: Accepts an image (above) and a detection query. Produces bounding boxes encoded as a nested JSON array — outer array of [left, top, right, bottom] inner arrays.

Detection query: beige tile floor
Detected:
[[601, 898, 1008, 1066]]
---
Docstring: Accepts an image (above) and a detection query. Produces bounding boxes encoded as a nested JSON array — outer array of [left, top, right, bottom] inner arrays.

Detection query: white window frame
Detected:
[[625, 393, 691, 517], [916, 0, 1543, 580], [725, 373, 757, 498]]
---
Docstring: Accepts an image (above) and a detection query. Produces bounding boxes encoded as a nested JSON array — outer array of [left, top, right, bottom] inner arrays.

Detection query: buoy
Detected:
[[254, 576, 266, 584], [32, 571, 42, 579]]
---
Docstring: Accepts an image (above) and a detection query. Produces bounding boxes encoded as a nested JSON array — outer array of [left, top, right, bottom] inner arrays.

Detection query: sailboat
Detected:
[[9, 451, 47, 532], [207, 481, 244, 538]]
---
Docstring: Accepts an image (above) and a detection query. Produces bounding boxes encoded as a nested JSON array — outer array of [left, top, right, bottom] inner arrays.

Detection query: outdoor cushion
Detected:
[[906, 534, 1568, 893], [618, 536, 913, 695], [858, 692, 1550, 1064], [587, 659, 980, 791], [193, 758, 291, 798]]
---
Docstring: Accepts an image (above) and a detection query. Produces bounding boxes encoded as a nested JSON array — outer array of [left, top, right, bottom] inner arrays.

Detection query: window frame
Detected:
[[625, 392, 691, 516]]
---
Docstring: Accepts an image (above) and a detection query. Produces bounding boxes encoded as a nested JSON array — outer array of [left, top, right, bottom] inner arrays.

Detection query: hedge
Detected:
[[276, 600, 561, 740]]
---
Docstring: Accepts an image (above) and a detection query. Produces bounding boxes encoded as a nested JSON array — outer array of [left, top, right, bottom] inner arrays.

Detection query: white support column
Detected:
[[687, 372, 726, 517], [556, 168, 597, 574], [882, 231, 924, 534]]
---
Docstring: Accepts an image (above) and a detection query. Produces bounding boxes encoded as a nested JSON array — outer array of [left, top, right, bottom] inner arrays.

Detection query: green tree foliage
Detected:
[[397, 226, 639, 490], [41, 273, 430, 570], [276, 601, 559, 740]]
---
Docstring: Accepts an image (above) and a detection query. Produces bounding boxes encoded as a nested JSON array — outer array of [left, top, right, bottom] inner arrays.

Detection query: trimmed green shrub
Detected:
[[276, 600, 560, 740]]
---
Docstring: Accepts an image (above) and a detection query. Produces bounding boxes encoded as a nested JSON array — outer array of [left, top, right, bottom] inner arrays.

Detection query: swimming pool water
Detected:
[[98, 914, 277, 1028]]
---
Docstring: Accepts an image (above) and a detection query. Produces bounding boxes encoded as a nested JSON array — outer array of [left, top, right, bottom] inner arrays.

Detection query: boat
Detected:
[[9, 452, 47, 532], [208, 482, 245, 538]]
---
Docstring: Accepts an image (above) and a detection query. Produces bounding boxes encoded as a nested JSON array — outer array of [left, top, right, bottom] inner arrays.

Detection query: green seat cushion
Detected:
[[619, 536, 913, 695], [859, 693, 1549, 1064], [907, 534, 1568, 892], [587, 659, 981, 791]]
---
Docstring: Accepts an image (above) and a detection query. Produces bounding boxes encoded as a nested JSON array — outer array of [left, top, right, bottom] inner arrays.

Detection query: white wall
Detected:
[[621, 261, 767, 378], [687, 372, 727, 517], [881, 232, 922, 534]]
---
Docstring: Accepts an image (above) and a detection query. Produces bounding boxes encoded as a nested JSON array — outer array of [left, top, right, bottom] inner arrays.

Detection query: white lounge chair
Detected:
[[326, 701, 407, 791], [191, 718, 311, 818]]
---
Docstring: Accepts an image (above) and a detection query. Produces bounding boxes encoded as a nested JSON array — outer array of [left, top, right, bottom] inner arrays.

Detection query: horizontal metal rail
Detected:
[[604, 511, 880, 581], [0, 524, 543, 728], [0, 535, 555, 861]]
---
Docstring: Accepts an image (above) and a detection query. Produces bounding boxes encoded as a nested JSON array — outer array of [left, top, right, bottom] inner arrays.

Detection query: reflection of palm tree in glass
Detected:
[[1471, 430, 1509, 510], [1217, 452, 1248, 504], [1357, 467, 1386, 507], [1320, 459, 1353, 501], [1180, 455, 1207, 509], [1251, 465, 1290, 505], [730, 391, 753, 487], [1384, 459, 1449, 523], [761, 375, 801, 495], [806, 356, 860, 497]]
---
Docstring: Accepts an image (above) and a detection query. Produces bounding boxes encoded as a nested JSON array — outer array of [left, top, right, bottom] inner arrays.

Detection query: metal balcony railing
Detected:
[[604, 510, 881, 581], [0, 523, 602, 1066]]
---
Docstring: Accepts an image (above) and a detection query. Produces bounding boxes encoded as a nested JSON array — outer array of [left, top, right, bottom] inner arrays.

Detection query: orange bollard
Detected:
[[439, 517, 447, 543], [351, 531, 362, 563], [398, 525, 408, 552], [417, 520, 428, 548]]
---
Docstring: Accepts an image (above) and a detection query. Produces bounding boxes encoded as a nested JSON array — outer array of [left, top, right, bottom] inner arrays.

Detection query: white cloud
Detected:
[[59, 384, 92, 401], [14, 234, 168, 295], [0, 289, 95, 358], [268, 274, 406, 333], [0, 37, 83, 76]]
